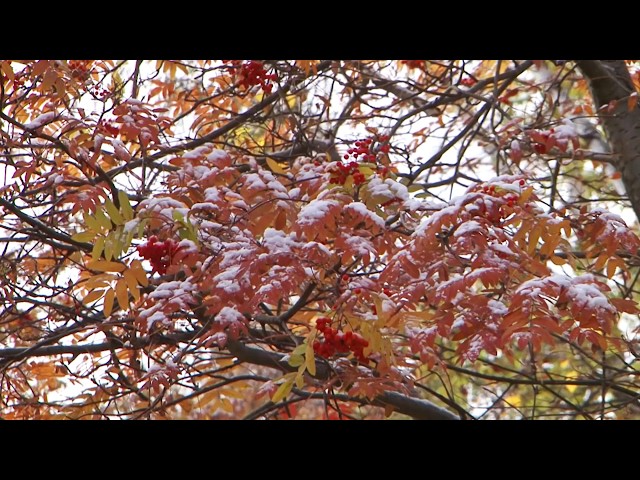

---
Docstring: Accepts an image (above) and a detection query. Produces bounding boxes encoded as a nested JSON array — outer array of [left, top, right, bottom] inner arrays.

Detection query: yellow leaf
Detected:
[[265, 157, 287, 175], [103, 288, 115, 316], [288, 354, 304, 368], [130, 260, 149, 286], [115, 278, 129, 310], [104, 197, 124, 225], [271, 378, 294, 403], [305, 332, 317, 376], [71, 231, 95, 243], [123, 268, 140, 302], [92, 236, 105, 260], [94, 208, 112, 231], [118, 190, 134, 221], [83, 211, 101, 232], [83, 289, 104, 305], [104, 235, 114, 261], [86, 260, 125, 272], [83, 273, 115, 290]]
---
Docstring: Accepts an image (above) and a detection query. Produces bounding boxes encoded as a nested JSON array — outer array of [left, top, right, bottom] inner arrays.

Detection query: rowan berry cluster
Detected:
[[226, 60, 277, 94], [68, 60, 91, 81], [343, 136, 390, 162], [92, 86, 110, 99], [328, 161, 366, 185], [136, 236, 181, 275], [330, 136, 392, 186], [313, 317, 369, 363], [480, 180, 525, 222]]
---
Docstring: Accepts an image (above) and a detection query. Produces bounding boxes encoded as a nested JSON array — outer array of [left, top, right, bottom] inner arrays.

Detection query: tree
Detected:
[[1, 59, 640, 420]]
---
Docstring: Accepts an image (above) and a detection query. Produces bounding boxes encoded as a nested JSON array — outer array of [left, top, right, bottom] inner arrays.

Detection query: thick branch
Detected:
[[0, 332, 459, 420], [226, 340, 460, 420], [576, 60, 640, 221]]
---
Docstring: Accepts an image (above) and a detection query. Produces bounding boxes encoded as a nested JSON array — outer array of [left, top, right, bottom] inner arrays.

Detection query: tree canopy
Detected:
[[2, 60, 640, 420]]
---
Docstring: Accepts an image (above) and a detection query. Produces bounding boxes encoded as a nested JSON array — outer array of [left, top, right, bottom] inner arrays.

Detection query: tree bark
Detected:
[[575, 60, 640, 222]]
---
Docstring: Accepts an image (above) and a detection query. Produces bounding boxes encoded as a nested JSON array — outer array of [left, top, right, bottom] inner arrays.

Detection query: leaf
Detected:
[[130, 260, 149, 287], [32, 60, 50, 77], [104, 235, 114, 261], [83, 212, 101, 232], [112, 231, 124, 259], [118, 190, 134, 221], [83, 273, 114, 290], [606, 257, 622, 279], [83, 289, 104, 305], [86, 260, 126, 272], [123, 268, 140, 302], [92, 236, 106, 260], [305, 337, 316, 377], [1, 61, 14, 83], [288, 354, 304, 368], [93, 208, 112, 231], [41, 69, 57, 92], [104, 197, 124, 225], [71, 231, 95, 243], [610, 297, 640, 314], [266, 157, 287, 175], [271, 377, 294, 403], [115, 278, 129, 310], [103, 288, 115, 317]]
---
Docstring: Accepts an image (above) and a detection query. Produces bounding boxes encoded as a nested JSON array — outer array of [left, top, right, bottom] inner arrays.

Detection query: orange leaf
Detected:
[[115, 278, 129, 310], [103, 288, 115, 316]]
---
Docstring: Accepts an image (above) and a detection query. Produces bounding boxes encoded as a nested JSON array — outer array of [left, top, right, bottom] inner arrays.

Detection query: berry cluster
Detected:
[[136, 236, 181, 275], [92, 85, 110, 99], [343, 136, 390, 162], [226, 61, 277, 94], [480, 181, 525, 222], [330, 136, 392, 186], [68, 60, 91, 81], [313, 317, 369, 363], [401, 60, 425, 69], [328, 161, 366, 185]]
